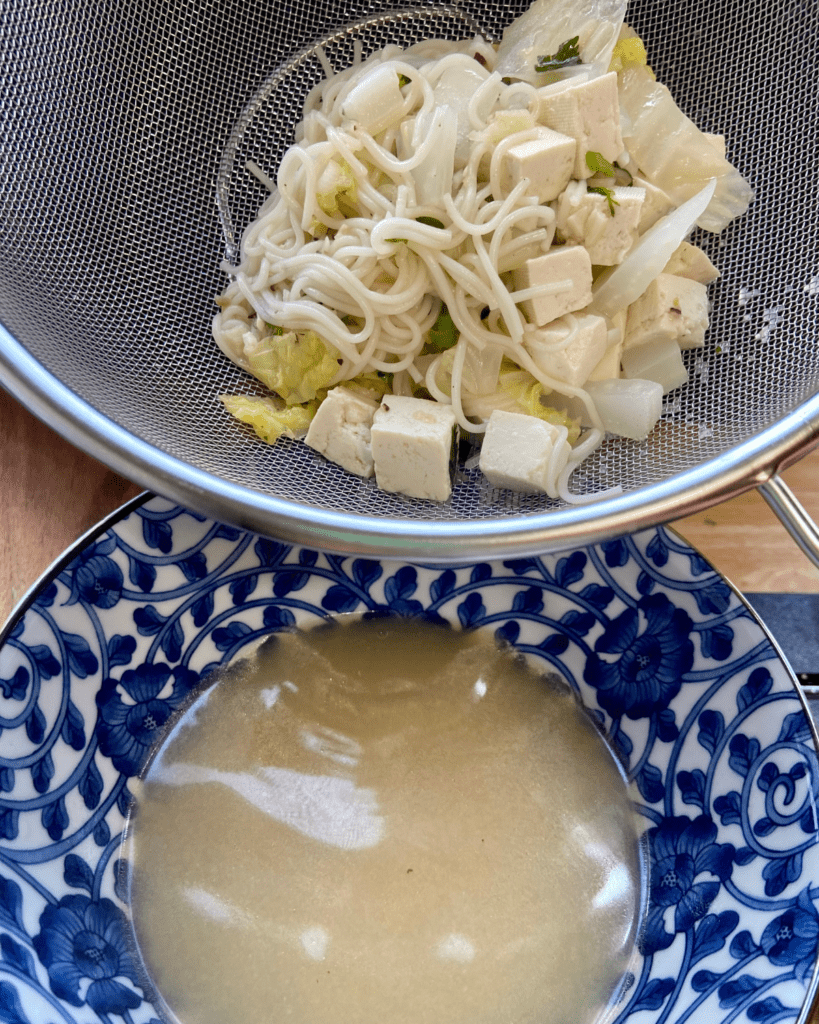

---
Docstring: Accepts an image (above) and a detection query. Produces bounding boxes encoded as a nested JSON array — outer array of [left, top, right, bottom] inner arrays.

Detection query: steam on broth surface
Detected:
[[126, 619, 643, 1024]]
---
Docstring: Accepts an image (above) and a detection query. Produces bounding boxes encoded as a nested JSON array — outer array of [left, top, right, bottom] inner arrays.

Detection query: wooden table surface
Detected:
[[3, 385, 818, 624]]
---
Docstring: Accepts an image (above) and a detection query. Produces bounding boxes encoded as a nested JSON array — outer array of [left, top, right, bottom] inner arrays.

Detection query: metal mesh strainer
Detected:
[[1, 0, 817, 559]]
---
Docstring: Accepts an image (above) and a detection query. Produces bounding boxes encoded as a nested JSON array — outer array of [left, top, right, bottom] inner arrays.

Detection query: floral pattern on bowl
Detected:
[[1, 495, 818, 1024]]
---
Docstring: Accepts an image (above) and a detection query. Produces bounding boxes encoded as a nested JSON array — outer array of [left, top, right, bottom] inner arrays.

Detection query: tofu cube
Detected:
[[556, 181, 645, 265], [633, 176, 676, 232], [341, 63, 406, 136], [664, 241, 720, 284], [621, 337, 689, 394], [537, 72, 623, 179], [479, 410, 570, 496], [370, 396, 456, 501], [524, 312, 608, 388], [584, 378, 663, 440], [625, 273, 710, 350], [304, 387, 379, 478], [512, 246, 593, 327], [501, 126, 576, 202], [587, 337, 623, 381]]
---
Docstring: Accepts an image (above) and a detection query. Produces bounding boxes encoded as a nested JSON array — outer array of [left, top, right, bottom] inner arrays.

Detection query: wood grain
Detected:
[[673, 453, 819, 593], [1, 389, 142, 624], [2, 387, 819, 626]]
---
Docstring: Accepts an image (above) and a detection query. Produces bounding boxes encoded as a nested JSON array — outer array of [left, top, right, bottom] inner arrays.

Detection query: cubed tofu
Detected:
[[370, 395, 456, 501], [587, 308, 627, 381], [537, 72, 623, 179], [304, 387, 379, 478], [479, 410, 570, 496], [556, 181, 645, 265], [633, 175, 676, 232], [625, 273, 710, 350], [501, 126, 576, 202], [512, 246, 593, 327], [341, 63, 406, 136], [584, 378, 663, 440], [587, 337, 623, 381], [524, 312, 608, 388], [621, 337, 689, 394], [664, 241, 720, 284]]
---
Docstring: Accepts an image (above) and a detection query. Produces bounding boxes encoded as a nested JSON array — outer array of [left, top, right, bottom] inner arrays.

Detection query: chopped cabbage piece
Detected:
[[244, 329, 341, 405], [220, 395, 318, 444], [340, 370, 394, 400], [499, 368, 581, 441], [409, 104, 458, 205], [608, 33, 649, 72], [618, 65, 754, 231], [590, 179, 716, 317], [495, 0, 628, 83], [316, 158, 358, 218], [425, 304, 460, 352], [473, 108, 538, 155]]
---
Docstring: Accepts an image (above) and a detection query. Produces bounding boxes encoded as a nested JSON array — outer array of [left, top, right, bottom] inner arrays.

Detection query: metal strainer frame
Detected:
[[1, 0, 818, 563]]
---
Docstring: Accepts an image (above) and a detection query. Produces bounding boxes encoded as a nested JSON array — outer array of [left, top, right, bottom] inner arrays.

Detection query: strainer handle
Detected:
[[759, 473, 819, 573]]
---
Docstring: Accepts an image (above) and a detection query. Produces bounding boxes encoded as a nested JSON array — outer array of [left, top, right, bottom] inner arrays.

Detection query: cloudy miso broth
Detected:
[[126, 619, 643, 1024]]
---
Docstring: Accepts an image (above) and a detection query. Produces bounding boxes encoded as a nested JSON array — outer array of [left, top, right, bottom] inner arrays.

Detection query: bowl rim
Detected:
[[2, 494, 819, 1024]]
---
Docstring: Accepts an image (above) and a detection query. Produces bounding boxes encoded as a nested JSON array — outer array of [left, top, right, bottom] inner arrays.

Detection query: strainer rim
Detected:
[[3, 319, 818, 561]]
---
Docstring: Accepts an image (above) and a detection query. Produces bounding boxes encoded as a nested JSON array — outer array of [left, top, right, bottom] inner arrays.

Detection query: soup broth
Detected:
[[126, 619, 643, 1024]]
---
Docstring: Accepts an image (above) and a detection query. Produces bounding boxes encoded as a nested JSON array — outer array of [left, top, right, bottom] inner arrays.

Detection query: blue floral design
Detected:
[[641, 815, 735, 954], [33, 895, 142, 1013], [1, 500, 818, 1024], [584, 592, 693, 719], [96, 662, 199, 776], [64, 538, 123, 610], [760, 888, 819, 983]]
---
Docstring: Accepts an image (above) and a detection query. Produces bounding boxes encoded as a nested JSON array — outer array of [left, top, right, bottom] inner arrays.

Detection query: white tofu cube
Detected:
[[625, 273, 710, 350], [537, 72, 623, 179], [633, 176, 676, 232], [479, 410, 570, 496], [556, 181, 645, 265], [512, 246, 593, 327], [370, 396, 456, 501], [304, 387, 378, 478], [501, 126, 576, 202], [664, 241, 720, 284], [587, 338, 623, 381], [341, 63, 406, 136], [584, 378, 663, 440], [621, 337, 689, 394], [535, 73, 591, 113], [524, 313, 608, 388]]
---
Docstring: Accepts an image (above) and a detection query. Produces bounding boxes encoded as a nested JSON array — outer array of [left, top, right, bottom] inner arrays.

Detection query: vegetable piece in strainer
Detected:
[[213, 0, 753, 503]]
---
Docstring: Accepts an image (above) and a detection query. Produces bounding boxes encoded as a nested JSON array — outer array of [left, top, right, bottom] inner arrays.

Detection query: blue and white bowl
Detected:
[[1, 495, 818, 1024]]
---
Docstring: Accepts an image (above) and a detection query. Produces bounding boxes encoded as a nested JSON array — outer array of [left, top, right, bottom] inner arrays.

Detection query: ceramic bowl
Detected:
[[1, 495, 818, 1024]]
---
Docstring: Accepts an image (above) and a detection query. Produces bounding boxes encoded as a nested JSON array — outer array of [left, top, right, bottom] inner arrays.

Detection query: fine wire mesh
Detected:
[[0, 0, 817, 525]]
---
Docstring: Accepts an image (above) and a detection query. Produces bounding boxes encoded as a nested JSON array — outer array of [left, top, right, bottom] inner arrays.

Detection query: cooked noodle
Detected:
[[214, 11, 750, 500]]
